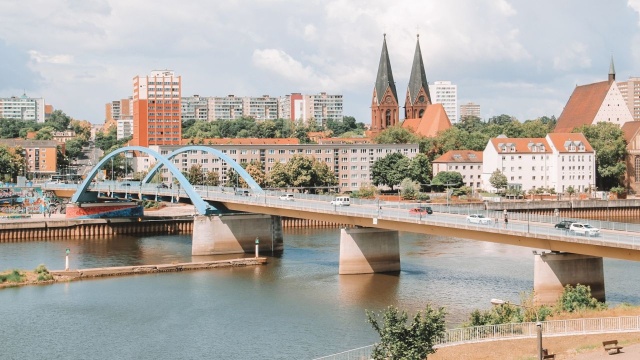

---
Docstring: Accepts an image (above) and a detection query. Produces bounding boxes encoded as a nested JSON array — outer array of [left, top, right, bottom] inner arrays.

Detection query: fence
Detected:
[[314, 316, 640, 359]]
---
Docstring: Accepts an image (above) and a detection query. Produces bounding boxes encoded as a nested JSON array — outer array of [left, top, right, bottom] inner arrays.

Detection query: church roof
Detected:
[[374, 34, 398, 104], [406, 35, 431, 105], [554, 81, 611, 133], [621, 121, 640, 144], [401, 103, 451, 137]]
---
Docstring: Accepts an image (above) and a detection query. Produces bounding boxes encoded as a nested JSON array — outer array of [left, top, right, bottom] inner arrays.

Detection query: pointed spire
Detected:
[[407, 34, 431, 105], [374, 34, 398, 104], [609, 56, 616, 83]]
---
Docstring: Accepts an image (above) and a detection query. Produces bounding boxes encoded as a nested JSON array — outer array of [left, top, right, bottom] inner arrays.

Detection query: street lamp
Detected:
[[491, 298, 542, 360]]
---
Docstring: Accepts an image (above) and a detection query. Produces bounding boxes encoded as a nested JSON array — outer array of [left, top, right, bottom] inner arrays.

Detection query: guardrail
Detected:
[[313, 316, 640, 359]]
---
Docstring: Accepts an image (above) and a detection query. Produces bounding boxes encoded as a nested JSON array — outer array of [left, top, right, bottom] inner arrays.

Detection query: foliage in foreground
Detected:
[[35, 264, 53, 281], [465, 284, 605, 327], [367, 304, 446, 360]]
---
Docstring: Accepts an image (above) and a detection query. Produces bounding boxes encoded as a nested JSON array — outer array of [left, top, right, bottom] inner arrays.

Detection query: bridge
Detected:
[[45, 146, 640, 304]]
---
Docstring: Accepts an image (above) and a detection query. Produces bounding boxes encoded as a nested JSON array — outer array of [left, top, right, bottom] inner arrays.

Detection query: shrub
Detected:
[[556, 284, 606, 313], [0, 269, 25, 283], [35, 264, 53, 281], [416, 192, 430, 201]]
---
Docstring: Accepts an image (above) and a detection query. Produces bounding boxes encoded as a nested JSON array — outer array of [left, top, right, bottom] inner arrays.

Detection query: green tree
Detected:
[[205, 170, 220, 186], [557, 284, 606, 313], [566, 186, 575, 199], [431, 171, 463, 192], [64, 138, 85, 161], [35, 126, 55, 140], [245, 161, 267, 187], [366, 305, 446, 360], [573, 122, 627, 190], [186, 164, 205, 185], [371, 152, 412, 190], [400, 178, 420, 200], [489, 169, 508, 192], [45, 110, 72, 131], [409, 153, 432, 189], [0, 145, 21, 182], [373, 125, 419, 144], [266, 155, 337, 192]]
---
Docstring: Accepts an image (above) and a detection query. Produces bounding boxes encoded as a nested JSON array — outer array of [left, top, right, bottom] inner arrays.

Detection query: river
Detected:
[[1, 228, 639, 359]]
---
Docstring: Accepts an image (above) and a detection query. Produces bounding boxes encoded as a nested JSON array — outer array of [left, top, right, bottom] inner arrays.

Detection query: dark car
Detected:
[[235, 189, 250, 196], [409, 206, 433, 215], [555, 220, 575, 229], [156, 183, 169, 189]]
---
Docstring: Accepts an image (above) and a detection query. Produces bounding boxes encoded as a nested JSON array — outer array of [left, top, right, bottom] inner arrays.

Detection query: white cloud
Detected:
[[28, 50, 73, 65], [553, 43, 591, 71]]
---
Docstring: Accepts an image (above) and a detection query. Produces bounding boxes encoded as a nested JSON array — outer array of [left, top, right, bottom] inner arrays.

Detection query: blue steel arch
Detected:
[[72, 146, 216, 215], [141, 145, 264, 194]]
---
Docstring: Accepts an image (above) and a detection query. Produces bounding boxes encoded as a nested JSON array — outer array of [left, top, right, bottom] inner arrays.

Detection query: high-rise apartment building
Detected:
[[132, 70, 182, 147], [181, 95, 210, 122], [280, 93, 343, 126], [0, 94, 46, 123], [429, 81, 458, 122], [618, 77, 640, 121], [460, 102, 481, 120]]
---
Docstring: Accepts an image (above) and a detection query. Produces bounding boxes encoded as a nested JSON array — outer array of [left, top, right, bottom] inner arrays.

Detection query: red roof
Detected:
[[554, 81, 611, 133], [402, 103, 452, 137], [433, 150, 483, 163], [546, 133, 594, 152], [181, 138, 300, 145], [489, 137, 552, 153], [621, 121, 640, 144]]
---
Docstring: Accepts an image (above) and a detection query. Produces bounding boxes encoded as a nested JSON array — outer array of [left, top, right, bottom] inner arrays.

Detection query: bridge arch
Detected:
[[72, 146, 216, 215], [141, 145, 264, 194]]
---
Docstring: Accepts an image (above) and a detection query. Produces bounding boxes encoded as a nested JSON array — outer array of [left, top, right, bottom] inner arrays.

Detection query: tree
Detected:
[[45, 110, 72, 131], [373, 125, 419, 144], [489, 169, 508, 192], [557, 284, 606, 313], [366, 305, 446, 360], [400, 178, 420, 200], [409, 153, 432, 189], [245, 161, 267, 187], [205, 170, 220, 186], [186, 164, 205, 185], [266, 155, 337, 192], [371, 152, 412, 190], [574, 123, 627, 190], [566, 186, 575, 199], [431, 171, 463, 192], [64, 138, 85, 161]]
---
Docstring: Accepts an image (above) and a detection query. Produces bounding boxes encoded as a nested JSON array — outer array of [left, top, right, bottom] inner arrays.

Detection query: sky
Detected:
[[2, 0, 640, 125]]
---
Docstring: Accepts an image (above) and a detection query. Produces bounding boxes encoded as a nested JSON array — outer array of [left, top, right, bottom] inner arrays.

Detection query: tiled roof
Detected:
[[181, 138, 300, 145], [317, 137, 372, 144], [373, 35, 398, 104], [401, 103, 451, 137], [406, 36, 431, 105], [489, 137, 552, 153], [621, 121, 640, 143], [546, 133, 593, 152], [0, 139, 58, 148], [554, 81, 611, 133], [433, 150, 483, 163]]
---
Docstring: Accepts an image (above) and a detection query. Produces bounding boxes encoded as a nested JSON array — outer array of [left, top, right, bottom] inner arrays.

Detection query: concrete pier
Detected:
[[192, 214, 283, 255], [338, 227, 400, 275], [534, 251, 605, 305]]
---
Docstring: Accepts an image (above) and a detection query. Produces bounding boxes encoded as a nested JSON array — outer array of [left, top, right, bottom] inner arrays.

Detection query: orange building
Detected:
[[370, 34, 399, 132], [132, 70, 182, 147], [0, 139, 58, 177]]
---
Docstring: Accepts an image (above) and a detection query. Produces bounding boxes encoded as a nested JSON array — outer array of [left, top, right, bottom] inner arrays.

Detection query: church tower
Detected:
[[371, 34, 399, 131], [404, 34, 432, 119], [608, 56, 616, 84]]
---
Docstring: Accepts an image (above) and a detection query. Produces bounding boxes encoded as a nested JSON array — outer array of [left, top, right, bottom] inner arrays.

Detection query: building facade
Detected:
[[617, 76, 640, 121], [429, 81, 458, 123], [481, 134, 595, 194], [0, 139, 58, 177], [432, 150, 483, 189], [144, 142, 419, 192], [460, 102, 481, 119], [0, 94, 46, 123], [132, 70, 182, 147], [181, 95, 210, 122], [117, 119, 133, 140], [371, 35, 400, 132]]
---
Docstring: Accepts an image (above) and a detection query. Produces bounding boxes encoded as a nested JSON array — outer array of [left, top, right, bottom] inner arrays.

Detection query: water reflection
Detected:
[[338, 272, 400, 307]]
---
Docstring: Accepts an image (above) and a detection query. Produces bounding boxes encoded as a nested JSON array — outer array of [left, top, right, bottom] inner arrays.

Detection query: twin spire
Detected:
[[371, 34, 432, 131]]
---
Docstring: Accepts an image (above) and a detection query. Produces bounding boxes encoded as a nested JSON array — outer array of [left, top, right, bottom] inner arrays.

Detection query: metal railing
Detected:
[[314, 316, 640, 359]]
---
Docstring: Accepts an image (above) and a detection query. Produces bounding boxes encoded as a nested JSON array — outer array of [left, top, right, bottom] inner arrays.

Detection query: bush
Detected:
[[0, 269, 25, 283], [35, 264, 53, 281], [351, 184, 378, 199], [416, 193, 430, 201], [556, 284, 606, 313]]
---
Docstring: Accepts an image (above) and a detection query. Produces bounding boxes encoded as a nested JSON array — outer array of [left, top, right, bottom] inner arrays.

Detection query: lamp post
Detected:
[[491, 298, 542, 360], [527, 201, 530, 233], [255, 237, 260, 258]]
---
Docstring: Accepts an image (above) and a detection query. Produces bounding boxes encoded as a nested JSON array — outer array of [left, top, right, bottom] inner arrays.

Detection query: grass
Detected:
[[0, 269, 25, 283]]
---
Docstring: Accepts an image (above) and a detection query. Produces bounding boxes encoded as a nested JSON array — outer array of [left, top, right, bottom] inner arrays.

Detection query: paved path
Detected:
[[574, 342, 640, 359]]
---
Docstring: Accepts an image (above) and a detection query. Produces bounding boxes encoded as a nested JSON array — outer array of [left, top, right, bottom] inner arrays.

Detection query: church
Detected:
[[370, 34, 451, 137]]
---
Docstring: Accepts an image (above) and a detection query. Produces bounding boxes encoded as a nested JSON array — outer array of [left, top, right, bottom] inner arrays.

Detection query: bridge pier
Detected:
[[534, 251, 605, 305], [339, 228, 400, 275], [192, 214, 283, 255]]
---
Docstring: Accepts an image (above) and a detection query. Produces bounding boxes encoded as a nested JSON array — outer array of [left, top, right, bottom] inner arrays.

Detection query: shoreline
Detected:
[[0, 257, 268, 289]]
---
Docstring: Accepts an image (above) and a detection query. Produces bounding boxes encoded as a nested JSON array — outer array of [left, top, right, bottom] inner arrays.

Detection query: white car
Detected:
[[569, 223, 600, 237], [466, 214, 492, 225], [279, 194, 294, 201]]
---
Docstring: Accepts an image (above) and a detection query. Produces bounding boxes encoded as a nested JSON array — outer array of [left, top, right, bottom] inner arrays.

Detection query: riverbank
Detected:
[[0, 257, 267, 289]]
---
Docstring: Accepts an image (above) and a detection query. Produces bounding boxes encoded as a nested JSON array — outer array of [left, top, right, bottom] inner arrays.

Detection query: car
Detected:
[[330, 196, 350, 206], [554, 220, 575, 229], [279, 194, 294, 201], [569, 223, 600, 237], [235, 189, 250, 196], [156, 183, 169, 189], [409, 206, 433, 215], [121, 183, 131, 187], [466, 214, 492, 225]]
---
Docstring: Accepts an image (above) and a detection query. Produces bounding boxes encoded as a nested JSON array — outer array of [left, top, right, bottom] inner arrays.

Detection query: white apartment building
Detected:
[[181, 95, 209, 122], [144, 142, 419, 192], [117, 119, 133, 140], [459, 102, 481, 119], [481, 134, 595, 193], [432, 150, 483, 189], [428, 81, 458, 123], [280, 93, 344, 126], [0, 94, 46, 122]]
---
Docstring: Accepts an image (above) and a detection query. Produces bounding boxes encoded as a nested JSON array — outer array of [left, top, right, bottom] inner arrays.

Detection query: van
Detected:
[[234, 189, 250, 196], [330, 196, 350, 206], [279, 193, 294, 201]]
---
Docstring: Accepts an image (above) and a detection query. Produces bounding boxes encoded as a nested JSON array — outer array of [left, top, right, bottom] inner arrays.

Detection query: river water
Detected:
[[1, 228, 640, 359]]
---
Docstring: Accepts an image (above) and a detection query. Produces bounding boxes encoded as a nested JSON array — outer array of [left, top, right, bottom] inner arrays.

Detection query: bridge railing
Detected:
[[313, 316, 640, 360]]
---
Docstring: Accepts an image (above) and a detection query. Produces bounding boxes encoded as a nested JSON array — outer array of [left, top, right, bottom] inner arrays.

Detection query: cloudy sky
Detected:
[[1, 0, 640, 125]]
